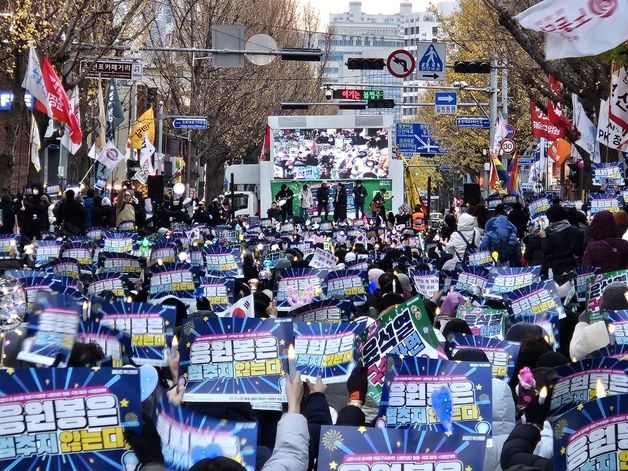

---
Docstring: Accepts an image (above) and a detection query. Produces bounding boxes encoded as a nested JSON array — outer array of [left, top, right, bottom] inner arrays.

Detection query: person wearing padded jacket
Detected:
[[442, 213, 482, 271], [480, 211, 521, 266], [582, 210, 628, 272]]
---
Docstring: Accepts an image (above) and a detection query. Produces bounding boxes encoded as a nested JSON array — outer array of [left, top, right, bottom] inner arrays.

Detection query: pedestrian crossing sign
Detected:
[[416, 42, 446, 81]]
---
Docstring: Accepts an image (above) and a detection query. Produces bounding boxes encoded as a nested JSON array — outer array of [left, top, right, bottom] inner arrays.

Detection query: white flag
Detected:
[[492, 113, 508, 155], [29, 115, 41, 172], [227, 295, 255, 318], [96, 141, 126, 170], [610, 65, 628, 132], [21, 46, 51, 116], [597, 99, 628, 151], [139, 136, 155, 172], [61, 86, 82, 155], [572, 93, 599, 162], [515, 0, 628, 60]]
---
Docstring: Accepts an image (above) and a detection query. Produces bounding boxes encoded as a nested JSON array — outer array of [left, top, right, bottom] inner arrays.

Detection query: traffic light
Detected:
[[280, 102, 309, 110], [346, 58, 385, 70], [147, 87, 158, 105], [567, 163, 581, 187], [367, 99, 395, 109], [453, 61, 491, 74], [338, 102, 368, 110]]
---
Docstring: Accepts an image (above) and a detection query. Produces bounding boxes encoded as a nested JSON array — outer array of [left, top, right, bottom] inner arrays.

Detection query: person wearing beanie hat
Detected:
[[441, 318, 472, 339], [614, 210, 628, 238], [395, 273, 413, 299], [583, 210, 628, 272], [539, 204, 583, 280], [506, 322, 545, 342], [451, 348, 489, 362]]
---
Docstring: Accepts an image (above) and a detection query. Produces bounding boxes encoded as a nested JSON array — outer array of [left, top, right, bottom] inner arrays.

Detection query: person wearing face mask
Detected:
[[21, 185, 47, 240]]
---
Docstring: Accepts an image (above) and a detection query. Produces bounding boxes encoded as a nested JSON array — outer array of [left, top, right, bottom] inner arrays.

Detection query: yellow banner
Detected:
[[129, 108, 155, 149]]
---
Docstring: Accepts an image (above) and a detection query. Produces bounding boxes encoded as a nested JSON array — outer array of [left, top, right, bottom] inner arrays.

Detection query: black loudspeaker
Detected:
[[463, 183, 481, 205], [147, 175, 164, 202]]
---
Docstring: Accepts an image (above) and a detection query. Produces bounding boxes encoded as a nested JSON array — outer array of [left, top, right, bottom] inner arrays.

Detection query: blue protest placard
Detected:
[[289, 299, 352, 323], [451, 266, 489, 294], [466, 248, 495, 268], [274, 267, 328, 310], [148, 263, 200, 303], [606, 310, 628, 345], [356, 296, 444, 403], [63, 242, 95, 273], [179, 317, 293, 402], [101, 231, 137, 253], [202, 246, 243, 277], [155, 394, 257, 471], [197, 277, 235, 315], [100, 253, 143, 277], [589, 344, 628, 359], [97, 300, 176, 366], [17, 295, 80, 366], [326, 269, 367, 305], [487, 266, 541, 295], [317, 426, 486, 471], [148, 244, 178, 267], [87, 273, 128, 298], [592, 161, 625, 186], [505, 280, 564, 346], [34, 240, 65, 267], [0, 234, 19, 258], [445, 334, 520, 382], [0, 367, 141, 470], [293, 321, 366, 383], [588, 193, 624, 214], [551, 395, 628, 471], [42, 257, 81, 281], [456, 305, 507, 339], [77, 317, 127, 367], [526, 195, 552, 221], [549, 358, 628, 414], [17, 273, 83, 308], [378, 356, 492, 435], [575, 266, 600, 302]]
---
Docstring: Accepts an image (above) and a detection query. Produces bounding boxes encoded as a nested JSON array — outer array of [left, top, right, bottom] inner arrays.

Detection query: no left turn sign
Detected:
[[386, 50, 416, 78]]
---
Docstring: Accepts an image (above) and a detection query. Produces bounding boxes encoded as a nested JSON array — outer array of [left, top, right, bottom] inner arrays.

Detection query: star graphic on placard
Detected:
[[165, 320, 170, 326], [425, 448, 430, 453], [560, 447, 566, 455], [203, 316, 209, 321], [92, 366, 101, 372], [465, 466, 473, 471], [396, 441, 401, 448], [358, 426, 367, 434], [5, 368, 14, 375], [476, 384, 482, 391], [280, 339, 286, 346], [610, 406, 615, 412], [329, 461, 338, 470], [577, 403, 584, 411], [478, 416, 483, 421], [120, 399, 129, 407], [186, 342, 191, 348]]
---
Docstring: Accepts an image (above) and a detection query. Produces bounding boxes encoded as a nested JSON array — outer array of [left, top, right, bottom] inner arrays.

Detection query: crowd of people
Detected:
[[1, 182, 628, 471]]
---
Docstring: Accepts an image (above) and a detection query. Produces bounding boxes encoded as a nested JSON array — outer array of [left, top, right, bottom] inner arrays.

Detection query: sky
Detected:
[[298, 0, 434, 27]]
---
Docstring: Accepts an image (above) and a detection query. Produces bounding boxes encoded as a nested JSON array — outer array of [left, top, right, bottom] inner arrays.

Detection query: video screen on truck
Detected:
[[272, 128, 389, 180]]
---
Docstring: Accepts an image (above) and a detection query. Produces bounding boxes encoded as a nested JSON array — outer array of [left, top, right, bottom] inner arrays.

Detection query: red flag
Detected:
[[547, 100, 572, 131], [548, 75, 563, 99], [37, 57, 82, 145], [259, 125, 271, 162], [530, 101, 563, 140]]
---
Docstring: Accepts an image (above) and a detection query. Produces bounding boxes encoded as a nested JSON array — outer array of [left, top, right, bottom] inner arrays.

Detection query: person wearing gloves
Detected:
[[127, 372, 309, 471], [443, 213, 482, 271]]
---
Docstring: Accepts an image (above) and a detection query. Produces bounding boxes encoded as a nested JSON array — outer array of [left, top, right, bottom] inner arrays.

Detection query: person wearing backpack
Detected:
[[442, 213, 482, 271], [480, 209, 521, 266]]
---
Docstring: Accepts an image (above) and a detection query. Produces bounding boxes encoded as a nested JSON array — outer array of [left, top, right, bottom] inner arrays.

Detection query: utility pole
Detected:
[[157, 101, 164, 175], [501, 60, 508, 120], [488, 58, 498, 153]]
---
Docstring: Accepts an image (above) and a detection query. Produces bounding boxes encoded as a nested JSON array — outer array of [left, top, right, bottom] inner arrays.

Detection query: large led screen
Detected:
[[272, 128, 389, 180]]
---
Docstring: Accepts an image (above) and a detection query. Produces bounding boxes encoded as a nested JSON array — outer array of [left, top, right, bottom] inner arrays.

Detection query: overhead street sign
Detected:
[[434, 91, 457, 114], [395, 122, 444, 156], [456, 117, 491, 128], [416, 42, 446, 81], [81, 59, 143, 80], [172, 118, 209, 129], [386, 49, 416, 78]]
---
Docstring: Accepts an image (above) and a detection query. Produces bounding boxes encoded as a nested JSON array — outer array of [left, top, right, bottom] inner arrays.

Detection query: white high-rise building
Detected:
[[323, 1, 455, 120]]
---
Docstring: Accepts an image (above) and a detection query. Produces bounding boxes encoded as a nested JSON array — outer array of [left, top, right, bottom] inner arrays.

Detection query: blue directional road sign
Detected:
[[171, 117, 208, 129], [395, 122, 443, 156], [416, 42, 446, 81], [456, 116, 490, 128], [434, 91, 457, 114]]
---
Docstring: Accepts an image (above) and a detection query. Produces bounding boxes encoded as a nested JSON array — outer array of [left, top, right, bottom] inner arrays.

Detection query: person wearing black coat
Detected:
[[333, 182, 347, 222], [508, 202, 530, 239], [539, 205, 583, 279], [317, 182, 330, 220], [0, 193, 15, 234], [57, 190, 86, 236], [501, 424, 552, 471], [21, 193, 48, 240]]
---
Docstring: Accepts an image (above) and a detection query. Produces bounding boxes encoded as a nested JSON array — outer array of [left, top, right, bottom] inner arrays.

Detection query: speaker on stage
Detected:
[[147, 175, 164, 202], [463, 183, 481, 205]]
